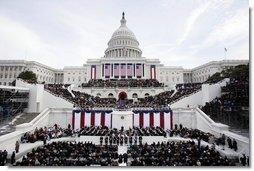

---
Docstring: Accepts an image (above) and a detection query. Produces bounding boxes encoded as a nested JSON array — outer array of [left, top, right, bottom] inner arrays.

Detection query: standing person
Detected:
[[0, 151, 3, 166], [15, 141, 20, 153], [123, 153, 128, 163], [232, 139, 238, 151], [227, 137, 232, 149], [240, 154, 247, 166], [3, 150, 8, 165], [197, 136, 201, 150], [11, 151, 15, 165], [43, 134, 47, 145]]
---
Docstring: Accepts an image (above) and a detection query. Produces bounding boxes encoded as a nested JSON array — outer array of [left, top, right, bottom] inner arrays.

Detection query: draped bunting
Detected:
[[133, 111, 173, 129], [73, 111, 112, 129], [72, 110, 173, 129]]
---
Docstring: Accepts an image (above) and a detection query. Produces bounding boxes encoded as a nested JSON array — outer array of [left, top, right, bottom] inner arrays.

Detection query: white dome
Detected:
[[105, 12, 142, 58], [111, 24, 137, 40]]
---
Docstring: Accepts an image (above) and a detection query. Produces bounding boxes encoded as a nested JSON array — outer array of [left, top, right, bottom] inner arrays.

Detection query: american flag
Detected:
[[114, 64, 119, 76], [105, 64, 110, 77], [136, 64, 142, 77], [127, 64, 132, 76], [121, 64, 126, 76]]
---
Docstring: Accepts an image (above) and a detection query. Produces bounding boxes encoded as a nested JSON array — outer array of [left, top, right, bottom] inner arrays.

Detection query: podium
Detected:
[[111, 110, 133, 130]]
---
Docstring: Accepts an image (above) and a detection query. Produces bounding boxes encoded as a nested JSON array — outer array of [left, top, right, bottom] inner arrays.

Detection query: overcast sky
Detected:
[[0, 0, 249, 69]]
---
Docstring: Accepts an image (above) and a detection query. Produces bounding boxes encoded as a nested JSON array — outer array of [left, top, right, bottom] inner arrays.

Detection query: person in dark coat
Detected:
[[118, 154, 123, 163], [3, 150, 7, 165], [197, 136, 201, 150], [43, 134, 47, 145], [15, 141, 20, 153], [240, 154, 246, 166], [123, 153, 128, 163], [0, 151, 3, 166], [227, 137, 232, 149], [232, 139, 238, 151], [11, 151, 15, 164], [100, 136, 103, 145]]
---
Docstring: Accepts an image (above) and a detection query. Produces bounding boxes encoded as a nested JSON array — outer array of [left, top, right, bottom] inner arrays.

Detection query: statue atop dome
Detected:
[[122, 12, 125, 19], [120, 12, 126, 26]]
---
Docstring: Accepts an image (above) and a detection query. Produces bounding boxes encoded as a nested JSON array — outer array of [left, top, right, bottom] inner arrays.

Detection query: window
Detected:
[[132, 93, 138, 98], [108, 93, 114, 98], [68, 77, 70, 82], [145, 93, 150, 97]]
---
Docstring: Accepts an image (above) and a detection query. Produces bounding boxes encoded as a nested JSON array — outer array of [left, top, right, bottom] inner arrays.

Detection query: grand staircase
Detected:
[[0, 112, 40, 136]]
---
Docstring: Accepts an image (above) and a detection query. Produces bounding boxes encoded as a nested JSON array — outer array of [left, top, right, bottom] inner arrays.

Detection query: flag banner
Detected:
[[150, 112, 154, 127], [91, 65, 96, 79], [139, 113, 143, 128], [94, 112, 101, 126], [85, 112, 91, 127], [136, 64, 142, 77], [133, 113, 140, 127], [74, 112, 81, 130], [72, 110, 172, 129], [105, 64, 110, 77], [143, 113, 150, 128], [160, 112, 164, 129], [121, 64, 126, 77], [127, 64, 132, 76], [153, 112, 160, 127], [150, 65, 156, 79], [105, 113, 112, 127], [80, 112, 85, 128], [164, 112, 171, 129], [114, 64, 119, 76]]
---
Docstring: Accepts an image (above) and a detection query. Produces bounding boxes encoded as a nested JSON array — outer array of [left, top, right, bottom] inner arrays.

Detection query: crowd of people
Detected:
[[82, 79, 164, 88], [127, 141, 233, 166], [78, 126, 167, 137], [0, 124, 248, 166], [20, 124, 73, 144], [202, 79, 249, 130], [45, 82, 201, 109], [14, 141, 119, 166], [167, 124, 212, 143], [0, 150, 8, 166]]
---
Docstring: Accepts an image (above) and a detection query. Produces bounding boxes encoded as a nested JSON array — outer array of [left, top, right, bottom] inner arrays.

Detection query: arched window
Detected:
[[96, 93, 101, 97], [108, 93, 114, 98], [132, 93, 138, 98], [145, 93, 149, 97]]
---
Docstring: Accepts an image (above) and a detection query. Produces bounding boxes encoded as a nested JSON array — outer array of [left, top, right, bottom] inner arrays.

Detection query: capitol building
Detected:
[[0, 13, 248, 97], [0, 12, 250, 167]]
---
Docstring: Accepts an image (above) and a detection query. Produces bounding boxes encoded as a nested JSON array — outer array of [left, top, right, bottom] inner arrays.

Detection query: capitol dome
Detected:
[[104, 12, 142, 58]]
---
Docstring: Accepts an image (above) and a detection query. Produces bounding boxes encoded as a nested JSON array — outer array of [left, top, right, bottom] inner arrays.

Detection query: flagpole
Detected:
[[224, 47, 227, 60]]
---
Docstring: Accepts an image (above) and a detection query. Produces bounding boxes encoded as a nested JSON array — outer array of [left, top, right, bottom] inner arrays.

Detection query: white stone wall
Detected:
[[63, 66, 88, 86], [157, 66, 184, 88]]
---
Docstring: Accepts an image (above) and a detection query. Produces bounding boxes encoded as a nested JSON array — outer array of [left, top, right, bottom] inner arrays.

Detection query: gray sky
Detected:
[[0, 0, 249, 69]]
